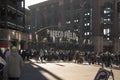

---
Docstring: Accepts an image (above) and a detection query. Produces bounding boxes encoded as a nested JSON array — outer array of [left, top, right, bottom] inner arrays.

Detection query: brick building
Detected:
[[0, 0, 27, 50], [28, 0, 120, 53]]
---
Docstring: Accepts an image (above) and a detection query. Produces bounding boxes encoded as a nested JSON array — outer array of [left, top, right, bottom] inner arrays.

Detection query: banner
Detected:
[[47, 29, 78, 40]]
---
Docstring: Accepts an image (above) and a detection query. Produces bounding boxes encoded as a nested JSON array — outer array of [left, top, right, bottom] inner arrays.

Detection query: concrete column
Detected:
[[114, 38, 120, 52], [93, 36, 103, 53]]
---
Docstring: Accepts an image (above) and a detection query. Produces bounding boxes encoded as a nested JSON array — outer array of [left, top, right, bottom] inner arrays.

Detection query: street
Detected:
[[20, 60, 120, 80]]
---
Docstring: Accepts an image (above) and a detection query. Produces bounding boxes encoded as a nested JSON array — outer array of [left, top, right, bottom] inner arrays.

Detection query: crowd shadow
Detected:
[[55, 64, 65, 67], [20, 61, 63, 80], [111, 65, 120, 70]]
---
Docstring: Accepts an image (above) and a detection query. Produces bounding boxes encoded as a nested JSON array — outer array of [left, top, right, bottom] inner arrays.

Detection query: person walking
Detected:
[[5, 46, 23, 80], [4, 49, 11, 59]]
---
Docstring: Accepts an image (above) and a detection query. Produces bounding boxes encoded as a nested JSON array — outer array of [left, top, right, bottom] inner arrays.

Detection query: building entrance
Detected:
[[103, 45, 113, 52]]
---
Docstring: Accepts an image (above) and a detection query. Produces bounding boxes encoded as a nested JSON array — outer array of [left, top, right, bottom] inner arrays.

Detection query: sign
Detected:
[[47, 29, 78, 40], [94, 68, 111, 80]]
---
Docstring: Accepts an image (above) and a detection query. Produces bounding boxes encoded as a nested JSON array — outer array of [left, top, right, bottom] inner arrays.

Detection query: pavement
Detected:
[[20, 59, 120, 80]]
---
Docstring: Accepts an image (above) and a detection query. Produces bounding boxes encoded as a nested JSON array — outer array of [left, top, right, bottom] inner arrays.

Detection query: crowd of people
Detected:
[[73, 51, 120, 68], [18, 49, 75, 63], [1, 47, 120, 80], [18, 48, 120, 68]]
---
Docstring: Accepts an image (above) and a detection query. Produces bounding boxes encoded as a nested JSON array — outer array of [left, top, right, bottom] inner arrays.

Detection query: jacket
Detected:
[[5, 51, 23, 78]]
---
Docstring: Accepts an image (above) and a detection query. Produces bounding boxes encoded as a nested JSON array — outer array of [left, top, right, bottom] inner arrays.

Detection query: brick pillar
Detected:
[[93, 36, 103, 53], [114, 38, 120, 52]]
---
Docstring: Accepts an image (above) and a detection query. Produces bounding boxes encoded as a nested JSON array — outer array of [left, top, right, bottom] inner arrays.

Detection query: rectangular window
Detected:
[[103, 28, 110, 35]]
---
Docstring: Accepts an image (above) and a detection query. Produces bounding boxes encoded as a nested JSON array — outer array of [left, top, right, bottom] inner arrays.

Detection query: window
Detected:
[[84, 32, 92, 36], [101, 2, 113, 39], [104, 10, 110, 14], [0, 8, 6, 21], [103, 28, 110, 35], [74, 19, 79, 23], [66, 21, 71, 24]]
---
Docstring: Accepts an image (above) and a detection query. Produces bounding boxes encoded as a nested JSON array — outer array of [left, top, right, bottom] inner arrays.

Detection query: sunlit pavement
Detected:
[[20, 59, 120, 80]]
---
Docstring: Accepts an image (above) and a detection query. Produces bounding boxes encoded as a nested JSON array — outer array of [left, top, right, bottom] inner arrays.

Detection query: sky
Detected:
[[25, 0, 48, 9]]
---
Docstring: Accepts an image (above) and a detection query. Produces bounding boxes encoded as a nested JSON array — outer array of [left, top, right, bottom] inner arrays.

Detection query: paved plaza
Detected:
[[20, 59, 120, 80]]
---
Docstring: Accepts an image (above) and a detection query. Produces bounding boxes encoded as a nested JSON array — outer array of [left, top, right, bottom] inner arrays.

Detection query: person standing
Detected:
[[5, 46, 23, 80]]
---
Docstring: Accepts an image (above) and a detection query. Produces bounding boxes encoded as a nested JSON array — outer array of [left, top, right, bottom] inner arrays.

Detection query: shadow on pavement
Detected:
[[20, 61, 63, 80], [111, 66, 120, 70], [55, 64, 65, 67]]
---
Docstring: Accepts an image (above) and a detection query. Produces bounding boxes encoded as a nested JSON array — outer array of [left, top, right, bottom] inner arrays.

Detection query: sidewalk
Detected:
[[20, 61, 48, 80], [20, 60, 63, 80], [20, 59, 120, 80]]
